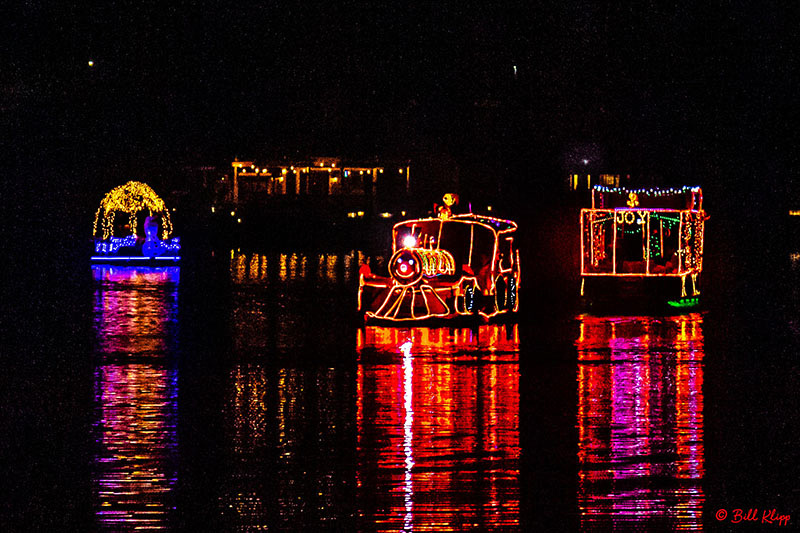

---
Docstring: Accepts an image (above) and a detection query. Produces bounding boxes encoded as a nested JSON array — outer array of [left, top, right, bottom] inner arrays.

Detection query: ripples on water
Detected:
[[92, 266, 180, 531], [357, 325, 520, 531], [575, 314, 705, 531], [228, 249, 382, 354], [223, 250, 521, 531], [90, 251, 709, 531]]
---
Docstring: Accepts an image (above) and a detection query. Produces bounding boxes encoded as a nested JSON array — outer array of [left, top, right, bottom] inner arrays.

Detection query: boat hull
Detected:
[[359, 273, 518, 324], [91, 237, 181, 265], [580, 275, 702, 314]]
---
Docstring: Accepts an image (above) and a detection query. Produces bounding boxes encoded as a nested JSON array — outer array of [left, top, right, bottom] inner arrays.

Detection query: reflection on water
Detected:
[[357, 325, 520, 531], [229, 248, 381, 286], [575, 314, 704, 530], [228, 249, 384, 355], [92, 266, 179, 531], [218, 363, 356, 529], [791, 252, 800, 336]]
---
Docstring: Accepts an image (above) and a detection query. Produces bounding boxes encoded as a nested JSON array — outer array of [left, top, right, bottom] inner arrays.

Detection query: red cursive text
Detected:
[[762, 509, 791, 526], [717, 508, 791, 527]]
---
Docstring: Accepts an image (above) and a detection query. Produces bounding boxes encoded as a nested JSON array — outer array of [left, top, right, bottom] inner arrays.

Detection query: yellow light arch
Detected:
[[93, 181, 174, 240]]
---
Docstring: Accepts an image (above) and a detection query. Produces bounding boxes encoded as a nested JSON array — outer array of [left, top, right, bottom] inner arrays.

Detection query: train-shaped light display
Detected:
[[358, 197, 520, 323]]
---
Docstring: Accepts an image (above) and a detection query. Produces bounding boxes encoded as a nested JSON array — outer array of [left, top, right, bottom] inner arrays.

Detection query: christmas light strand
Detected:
[[93, 181, 174, 240], [593, 185, 700, 195]]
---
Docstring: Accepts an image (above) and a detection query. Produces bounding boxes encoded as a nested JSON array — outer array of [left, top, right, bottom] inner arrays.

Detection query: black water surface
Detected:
[[3, 228, 798, 531]]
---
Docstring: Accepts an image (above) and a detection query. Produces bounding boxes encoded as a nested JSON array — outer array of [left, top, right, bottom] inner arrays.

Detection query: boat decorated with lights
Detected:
[[91, 181, 181, 264], [580, 185, 706, 310], [358, 195, 520, 323]]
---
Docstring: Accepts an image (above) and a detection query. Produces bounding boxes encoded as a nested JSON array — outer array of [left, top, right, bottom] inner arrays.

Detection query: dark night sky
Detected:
[[2, 2, 797, 220]]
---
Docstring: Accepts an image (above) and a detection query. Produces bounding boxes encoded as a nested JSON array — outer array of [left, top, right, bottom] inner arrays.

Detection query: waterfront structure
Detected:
[[224, 157, 410, 209], [568, 173, 626, 191]]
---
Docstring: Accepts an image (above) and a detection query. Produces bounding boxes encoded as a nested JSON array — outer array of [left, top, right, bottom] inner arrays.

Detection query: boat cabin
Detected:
[[580, 186, 706, 307]]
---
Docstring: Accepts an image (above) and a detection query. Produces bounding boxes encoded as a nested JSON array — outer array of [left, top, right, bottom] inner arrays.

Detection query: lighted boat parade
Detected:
[[14, 3, 798, 530], [91, 181, 181, 264], [358, 195, 520, 323], [579, 185, 707, 311]]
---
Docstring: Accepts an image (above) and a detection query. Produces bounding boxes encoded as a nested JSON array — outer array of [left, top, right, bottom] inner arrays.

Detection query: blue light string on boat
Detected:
[[95, 235, 138, 254], [94, 236, 181, 255], [90, 256, 181, 261]]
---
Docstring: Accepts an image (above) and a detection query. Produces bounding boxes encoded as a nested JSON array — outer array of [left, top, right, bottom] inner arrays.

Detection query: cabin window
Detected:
[[582, 211, 615, 274], [648, 213, 681, 274], [582, 210, 685, 275], [498, 237, 514, 271]]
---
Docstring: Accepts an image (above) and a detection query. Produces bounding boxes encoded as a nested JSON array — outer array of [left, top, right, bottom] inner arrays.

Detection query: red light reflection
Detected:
[[356, 324, 520, 531], [575, 314, 704, 530]]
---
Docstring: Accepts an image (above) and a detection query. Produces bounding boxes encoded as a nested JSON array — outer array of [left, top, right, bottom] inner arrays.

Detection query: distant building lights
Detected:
[[347, 212, 356, 218], [237, 218, 242, 223], [487, 205, 492, 211], [401, 211, 406, 216], [379, 169, 384, 173], [360, 170, 364, 174], [399, 168, 404, 173], [379, 212, 392, 218], [790, 210, 800, 216], [88, 60, 94, 67], [357, 211, 365, 217], [211, 206, 215, 213], [231, 211, 235, 216], [282, 168, 287, 174]]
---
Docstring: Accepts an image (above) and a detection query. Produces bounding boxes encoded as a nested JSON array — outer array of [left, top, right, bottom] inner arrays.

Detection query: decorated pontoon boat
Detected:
[[91, 181, 181, 263], [580, 185, 706, 310], [358, 195, 520, 322]]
